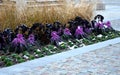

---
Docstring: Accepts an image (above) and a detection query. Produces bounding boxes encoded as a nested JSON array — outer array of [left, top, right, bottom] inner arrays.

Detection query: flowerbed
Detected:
[[0, 15, 120, 67]]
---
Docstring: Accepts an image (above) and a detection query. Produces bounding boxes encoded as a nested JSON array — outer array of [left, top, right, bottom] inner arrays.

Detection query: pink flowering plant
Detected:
[[62, 28, 72, 40], [51, 31, 61, 46], [75, 26, 85, 39], [10, 34, 27, 53], [27, 34, 35, 45]]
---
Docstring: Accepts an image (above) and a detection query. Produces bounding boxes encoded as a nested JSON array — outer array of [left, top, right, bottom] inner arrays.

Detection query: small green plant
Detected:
[[83, 38, 93, 45], [29, 55, 35, 60], [5, 61, 13, 67], [3, 58, 13, 66], [74, 45, 78, 49], [34, 49, 41, 54], [47, 45, 54, 50], [67, 41, 74, 47], [17, 58, 25, 63], [59, 42, 67, 49], [41, 47, 51, 55]]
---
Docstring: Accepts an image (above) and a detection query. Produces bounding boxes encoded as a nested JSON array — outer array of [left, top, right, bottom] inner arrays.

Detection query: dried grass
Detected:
[[0, 0, 95, 30]]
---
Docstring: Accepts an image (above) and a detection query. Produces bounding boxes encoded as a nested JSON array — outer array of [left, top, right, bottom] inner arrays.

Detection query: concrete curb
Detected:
[[0, 37, 120, 75]]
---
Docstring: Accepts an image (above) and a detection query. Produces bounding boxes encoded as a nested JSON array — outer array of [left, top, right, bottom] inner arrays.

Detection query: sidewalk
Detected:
[[96, 5, 120, 21], [15, 43, 120, 75]]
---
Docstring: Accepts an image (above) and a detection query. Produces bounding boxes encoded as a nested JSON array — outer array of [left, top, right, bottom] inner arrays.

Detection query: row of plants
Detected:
[[0, 15, 120, 67], [0, 31, 120, 67]]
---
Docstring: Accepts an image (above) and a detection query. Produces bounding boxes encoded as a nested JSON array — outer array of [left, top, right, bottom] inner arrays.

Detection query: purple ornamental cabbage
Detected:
[[0, 34, 5, 50], [104, 21, 111, 28], [84, 28, 91, 34], [27, 34, 35, 45], [75, 26, 84, 38], [63, 28, 71, 36], [51, 31, 61, 42], [0, 44, 1, 49], [57, 28, 63, 35], [96, 22, 104, 29], [12, 34, 25, 46]]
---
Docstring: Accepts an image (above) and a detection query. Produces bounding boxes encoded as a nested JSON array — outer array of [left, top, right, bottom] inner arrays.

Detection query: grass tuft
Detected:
[[0, 0, 95, 30]]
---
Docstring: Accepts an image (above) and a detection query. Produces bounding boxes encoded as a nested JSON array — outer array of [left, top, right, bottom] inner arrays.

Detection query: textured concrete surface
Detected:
[[95, 0, 120, 21], [102, 0, 120, 5], [111, 19, 120, 31], [96, 5, 120, 21], [12, 43, 120, 75]]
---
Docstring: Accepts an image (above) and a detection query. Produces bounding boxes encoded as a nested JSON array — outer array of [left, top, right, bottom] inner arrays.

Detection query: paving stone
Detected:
[[14, 43, 120, 75]]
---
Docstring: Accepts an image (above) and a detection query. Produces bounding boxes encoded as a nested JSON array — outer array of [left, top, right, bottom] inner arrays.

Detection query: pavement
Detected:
[[0, 1, 120, 75], [95, 3, 120, 31], [96, 5, 120, 21], [15, 42, 120, 75], [96, 6, 120, 31]]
